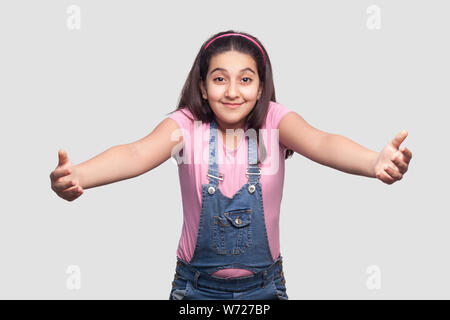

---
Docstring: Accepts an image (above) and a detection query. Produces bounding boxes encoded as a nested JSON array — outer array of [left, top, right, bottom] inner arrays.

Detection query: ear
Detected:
[[199, 79, 207, 100], [257, 84, 263, 100]]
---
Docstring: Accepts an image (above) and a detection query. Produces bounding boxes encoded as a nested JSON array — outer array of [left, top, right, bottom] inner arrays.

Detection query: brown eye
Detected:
[[213, 77, 252, 83]]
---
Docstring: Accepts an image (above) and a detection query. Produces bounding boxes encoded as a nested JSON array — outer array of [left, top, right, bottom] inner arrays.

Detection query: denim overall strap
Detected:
[[246, 128, 261, 185], [207, 119, 223, 187]]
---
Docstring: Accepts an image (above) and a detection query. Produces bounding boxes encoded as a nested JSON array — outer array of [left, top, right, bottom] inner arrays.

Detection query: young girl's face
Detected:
[[200, 50, 263, 131]]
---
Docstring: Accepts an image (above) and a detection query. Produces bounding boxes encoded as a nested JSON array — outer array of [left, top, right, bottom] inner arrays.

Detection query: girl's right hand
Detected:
[[50, 149, 84, 202]]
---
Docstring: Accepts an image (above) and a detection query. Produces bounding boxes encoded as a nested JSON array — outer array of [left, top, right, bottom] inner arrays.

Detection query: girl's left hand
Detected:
[[373, 130, 412, 185]]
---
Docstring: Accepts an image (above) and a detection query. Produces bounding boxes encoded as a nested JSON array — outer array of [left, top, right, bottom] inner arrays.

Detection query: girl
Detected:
[[50, 30, 412, 300]]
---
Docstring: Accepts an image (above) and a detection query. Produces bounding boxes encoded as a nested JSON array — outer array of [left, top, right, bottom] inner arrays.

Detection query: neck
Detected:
[[215, 118, 246, 134], [215, 118, 247, 150]]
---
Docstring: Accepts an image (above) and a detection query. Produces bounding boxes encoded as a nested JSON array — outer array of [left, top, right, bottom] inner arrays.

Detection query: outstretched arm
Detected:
[[278, 112, 412, 184], [75, 117, 183, 190]]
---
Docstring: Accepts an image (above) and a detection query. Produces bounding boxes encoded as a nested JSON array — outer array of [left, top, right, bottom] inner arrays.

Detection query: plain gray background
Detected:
[[0, 0, 447, 299]]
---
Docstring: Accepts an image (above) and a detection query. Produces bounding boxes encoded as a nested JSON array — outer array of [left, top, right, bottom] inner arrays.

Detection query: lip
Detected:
[[223, 102, 243, 109]]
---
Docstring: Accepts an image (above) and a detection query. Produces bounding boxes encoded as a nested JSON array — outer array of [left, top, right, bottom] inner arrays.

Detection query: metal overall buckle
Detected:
[[206, 172, 224, 195], [246, 168, 261, 194], [245, 168, 261, 176], [207, 172, 224, 181]]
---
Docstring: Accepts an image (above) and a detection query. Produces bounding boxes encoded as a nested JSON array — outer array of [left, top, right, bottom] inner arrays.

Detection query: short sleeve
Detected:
[[265, 101, 294, 153], [167, 108, 195, 139], [166, 108, 196, 163], [268, 101, 294, 130]]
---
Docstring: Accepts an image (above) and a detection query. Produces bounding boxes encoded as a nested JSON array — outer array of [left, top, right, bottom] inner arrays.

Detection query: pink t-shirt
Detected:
[[168, 101, 293, 278]]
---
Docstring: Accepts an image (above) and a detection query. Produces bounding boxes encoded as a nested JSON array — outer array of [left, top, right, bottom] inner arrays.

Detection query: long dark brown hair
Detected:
[[166, 29, 294, 161]]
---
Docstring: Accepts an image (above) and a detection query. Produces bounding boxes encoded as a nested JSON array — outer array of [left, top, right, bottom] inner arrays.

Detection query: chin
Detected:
[[216, 113, 245, 125], [212, 103, 253, 122]]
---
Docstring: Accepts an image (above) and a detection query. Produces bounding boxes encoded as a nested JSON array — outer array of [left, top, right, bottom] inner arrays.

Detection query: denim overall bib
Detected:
[[170, 119, 288, 300]]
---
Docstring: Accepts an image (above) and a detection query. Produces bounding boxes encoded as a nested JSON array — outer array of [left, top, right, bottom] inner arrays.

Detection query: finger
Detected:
[[50, 168, 72, 181], [61, 185, 79, 194], [60, 185, 83, 201], [376, 170, 394, 184], [385, 164, 403, 181], [391, 157, 408, 174], [400, 146, 412, 162], [58, 149, 69, 167], [391, 130, 408, 150], [53, 179, 76, 193]]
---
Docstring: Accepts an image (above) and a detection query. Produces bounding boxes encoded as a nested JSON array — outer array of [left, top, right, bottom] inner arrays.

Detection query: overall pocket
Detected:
[[271, 276, 289, 300], [169, 271, 191, 300], [212, 208, 253, 255]]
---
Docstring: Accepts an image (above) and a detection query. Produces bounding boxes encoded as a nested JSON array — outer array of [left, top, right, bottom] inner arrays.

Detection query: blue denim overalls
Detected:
[[169, 119, 288, 300]]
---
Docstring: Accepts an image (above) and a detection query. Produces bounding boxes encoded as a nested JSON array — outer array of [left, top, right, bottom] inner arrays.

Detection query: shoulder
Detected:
[[265, 101, 294, 129], [168, 107, 195, 121], [167, 107, 196, 130]]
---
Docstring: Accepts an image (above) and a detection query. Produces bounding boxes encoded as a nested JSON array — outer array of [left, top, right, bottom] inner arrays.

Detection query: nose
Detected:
[[225, 80, 240, 99]]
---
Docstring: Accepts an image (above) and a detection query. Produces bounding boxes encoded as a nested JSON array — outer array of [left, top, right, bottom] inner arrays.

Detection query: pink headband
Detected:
[[204, 33, 266, 66]]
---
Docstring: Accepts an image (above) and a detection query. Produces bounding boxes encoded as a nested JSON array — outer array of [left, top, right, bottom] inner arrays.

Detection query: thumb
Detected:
[[391, 130, 408, 150], [58, 149, 69, 166]]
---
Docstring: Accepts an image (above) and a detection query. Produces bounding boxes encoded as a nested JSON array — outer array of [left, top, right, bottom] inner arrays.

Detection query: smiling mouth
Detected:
[[223, 102, 243, 109]]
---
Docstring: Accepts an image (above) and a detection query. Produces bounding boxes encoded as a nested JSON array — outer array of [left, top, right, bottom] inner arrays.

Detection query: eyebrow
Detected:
[[209, 67, 256, 75]]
